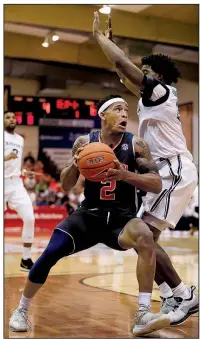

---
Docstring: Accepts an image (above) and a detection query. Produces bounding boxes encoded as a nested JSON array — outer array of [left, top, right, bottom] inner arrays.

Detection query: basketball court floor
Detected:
[[4, 227, 199, 338]]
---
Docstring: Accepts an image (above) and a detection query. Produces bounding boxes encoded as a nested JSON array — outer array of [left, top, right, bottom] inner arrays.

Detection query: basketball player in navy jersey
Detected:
[[9, 95, 171, 336], [93, 12, 198, 326]]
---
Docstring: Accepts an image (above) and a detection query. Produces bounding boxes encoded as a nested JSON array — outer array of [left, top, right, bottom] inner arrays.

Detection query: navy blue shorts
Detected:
[[55, 206, 136, 254]]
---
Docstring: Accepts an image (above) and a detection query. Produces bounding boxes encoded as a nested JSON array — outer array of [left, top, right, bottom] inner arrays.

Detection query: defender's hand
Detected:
[[105, 14, 113, 41], [93, 11, 102, 36]]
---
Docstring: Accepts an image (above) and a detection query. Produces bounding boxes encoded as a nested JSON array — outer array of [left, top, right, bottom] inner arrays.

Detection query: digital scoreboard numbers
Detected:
[[9, 96, 98, 125]]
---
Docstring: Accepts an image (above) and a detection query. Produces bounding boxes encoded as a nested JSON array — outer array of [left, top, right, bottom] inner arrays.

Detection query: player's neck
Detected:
[[5, 128, 15, 135], [100, 130, 123, 148]]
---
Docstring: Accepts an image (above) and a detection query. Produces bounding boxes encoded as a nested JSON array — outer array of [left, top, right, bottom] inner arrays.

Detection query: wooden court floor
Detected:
[[4, 229, 199, 338]]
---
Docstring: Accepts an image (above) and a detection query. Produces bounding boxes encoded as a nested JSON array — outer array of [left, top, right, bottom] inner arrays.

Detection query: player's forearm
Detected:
[[116, 68, 141, 98], [95, 31, 144, 88], [123, 171, 162, 194], [60, 162, 79, 192], [4, 155, 11, 161]]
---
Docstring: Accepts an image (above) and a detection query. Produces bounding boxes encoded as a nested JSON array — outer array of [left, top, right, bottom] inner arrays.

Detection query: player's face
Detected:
[[141, 65, 160, 80], [104, 102, 128, 133], [4, 112, 17, 131]]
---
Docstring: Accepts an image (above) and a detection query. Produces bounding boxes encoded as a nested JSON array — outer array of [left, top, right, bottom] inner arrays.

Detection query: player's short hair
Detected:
[[141, 54, 181, 85], [96, 95, 123, 112]]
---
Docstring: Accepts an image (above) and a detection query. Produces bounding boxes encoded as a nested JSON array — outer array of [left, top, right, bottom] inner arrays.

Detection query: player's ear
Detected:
[[100, 112, 106, 121]]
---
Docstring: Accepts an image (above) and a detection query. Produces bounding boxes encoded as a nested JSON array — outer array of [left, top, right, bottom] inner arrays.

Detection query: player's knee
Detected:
[[127, 219, 154, 251], [22, 209, 35, 225], [136, 231, 154, 254], [29, 230, 74, 284]]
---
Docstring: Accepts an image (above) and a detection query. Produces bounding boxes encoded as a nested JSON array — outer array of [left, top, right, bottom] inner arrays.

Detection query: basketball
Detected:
[[77, 142, 116, 182]]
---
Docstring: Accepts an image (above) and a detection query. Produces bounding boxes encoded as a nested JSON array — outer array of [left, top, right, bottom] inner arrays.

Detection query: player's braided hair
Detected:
[[96, 95, 123, 112], [141, 54, 181, 85]]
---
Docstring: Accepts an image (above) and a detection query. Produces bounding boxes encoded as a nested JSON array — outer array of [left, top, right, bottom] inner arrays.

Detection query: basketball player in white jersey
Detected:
[[93, 12, 198, 327], [4, 111, 35, 271]]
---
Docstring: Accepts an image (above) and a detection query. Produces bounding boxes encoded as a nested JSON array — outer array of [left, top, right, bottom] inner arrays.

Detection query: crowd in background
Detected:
[[22, 152, 199, 232], [22, 152, 84, 215]]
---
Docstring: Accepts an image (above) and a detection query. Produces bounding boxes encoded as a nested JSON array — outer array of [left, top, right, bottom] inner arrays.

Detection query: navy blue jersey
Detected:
[[82, 131, 137, 214]]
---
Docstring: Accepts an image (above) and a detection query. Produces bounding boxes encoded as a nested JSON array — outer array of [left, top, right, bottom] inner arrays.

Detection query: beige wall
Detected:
[[5, 76, 198, 164], [176, 79, 198, 165], [15, 125, 39, 160], [5, 77, 40, 96]]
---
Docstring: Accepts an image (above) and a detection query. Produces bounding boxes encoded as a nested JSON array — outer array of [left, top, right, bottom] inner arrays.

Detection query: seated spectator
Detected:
[[34, 160, 45, 175]]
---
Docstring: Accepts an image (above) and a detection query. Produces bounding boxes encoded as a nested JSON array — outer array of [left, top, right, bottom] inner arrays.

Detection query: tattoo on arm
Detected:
[[72, 135, 89, 156], [134, 136, 159, 175]]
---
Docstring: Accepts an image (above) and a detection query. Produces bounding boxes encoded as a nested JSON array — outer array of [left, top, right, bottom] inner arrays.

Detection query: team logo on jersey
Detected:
[[121, 143, 128, 151]]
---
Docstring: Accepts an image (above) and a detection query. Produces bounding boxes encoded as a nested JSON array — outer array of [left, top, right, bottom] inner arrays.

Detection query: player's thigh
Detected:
[[119, 218, 154, 250], [104, 216, 153, 250], [8, 182, 32, 210], [55, 207, 100, 254]]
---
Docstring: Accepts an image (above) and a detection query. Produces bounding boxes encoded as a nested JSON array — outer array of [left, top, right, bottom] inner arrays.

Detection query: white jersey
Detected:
[[137, 78, 192, 161], [4, 131, 24, 178]]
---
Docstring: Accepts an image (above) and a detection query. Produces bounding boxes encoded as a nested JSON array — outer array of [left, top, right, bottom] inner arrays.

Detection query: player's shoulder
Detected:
[[72, 135, 89, 155], [74, 134, 89, 145], [133, 135, 149, 152], [124, 131, 134, 139], [14, 133, 24, 143]]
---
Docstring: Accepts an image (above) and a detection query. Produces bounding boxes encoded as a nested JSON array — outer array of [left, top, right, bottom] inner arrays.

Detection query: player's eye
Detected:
[[115, 107, 121, 112]]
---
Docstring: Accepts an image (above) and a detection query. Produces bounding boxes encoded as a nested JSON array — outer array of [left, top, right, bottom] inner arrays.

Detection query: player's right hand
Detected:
[[105, 14, 113, 41], [6, 152, 18, 160], [73, 143, 88, 167]]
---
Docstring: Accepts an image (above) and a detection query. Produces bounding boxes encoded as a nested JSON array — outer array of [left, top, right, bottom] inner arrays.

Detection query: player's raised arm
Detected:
[[60, 135, 89, 192], [93, 12, 144, 90]]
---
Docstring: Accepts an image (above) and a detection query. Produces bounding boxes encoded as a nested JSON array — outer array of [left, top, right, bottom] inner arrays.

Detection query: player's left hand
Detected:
[[93, 12, 102, 36], [104, 159, 127, 181]]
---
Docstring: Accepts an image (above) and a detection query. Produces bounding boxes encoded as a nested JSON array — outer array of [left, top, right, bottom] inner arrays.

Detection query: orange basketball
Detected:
[[77, 142, 116, 182]]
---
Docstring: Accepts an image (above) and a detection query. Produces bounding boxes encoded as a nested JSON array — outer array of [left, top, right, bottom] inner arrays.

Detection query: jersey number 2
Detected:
[[100, 181, 116, 200]]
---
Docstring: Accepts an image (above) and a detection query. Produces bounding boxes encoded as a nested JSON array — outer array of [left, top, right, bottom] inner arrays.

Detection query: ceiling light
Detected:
[[52, 34, 59, 42], [99, 5, 111, 14], [42, 41, 49, 48]]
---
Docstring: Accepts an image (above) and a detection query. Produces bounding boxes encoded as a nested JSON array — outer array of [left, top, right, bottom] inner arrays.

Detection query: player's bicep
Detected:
[[142, 76, 169, 103], [134, 136, 159, 175]]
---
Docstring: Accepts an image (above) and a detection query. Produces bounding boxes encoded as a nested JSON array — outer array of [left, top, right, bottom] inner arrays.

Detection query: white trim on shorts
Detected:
[[150, 155, 182, 219], [56, 228, 75, 255]]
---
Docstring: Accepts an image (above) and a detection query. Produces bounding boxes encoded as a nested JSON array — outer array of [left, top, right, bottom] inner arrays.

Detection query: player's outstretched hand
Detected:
[[105, 14, 113, 41], [103, 159, 127, 181], [93, 11, 102, 36]]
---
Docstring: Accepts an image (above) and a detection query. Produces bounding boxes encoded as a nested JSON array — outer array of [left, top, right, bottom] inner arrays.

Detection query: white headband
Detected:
[[98, 98, 127, 116]]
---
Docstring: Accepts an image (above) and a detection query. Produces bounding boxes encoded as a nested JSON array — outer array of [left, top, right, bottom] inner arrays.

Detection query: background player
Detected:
[[9, 95, 171, 337], [93, 12, 198, 326], [4, 111, 35, 271]]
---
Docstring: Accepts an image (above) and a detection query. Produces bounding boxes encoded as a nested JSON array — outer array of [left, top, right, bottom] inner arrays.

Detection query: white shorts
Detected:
[[4, 177, 33, 211], [138, 155, 198, 231]]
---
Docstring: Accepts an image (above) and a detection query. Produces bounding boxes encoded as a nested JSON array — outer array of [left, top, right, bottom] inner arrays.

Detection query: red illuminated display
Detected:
[[10, 96, 99, 125], [56, 99, 80, 110], [42, 102, 51, 114]]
